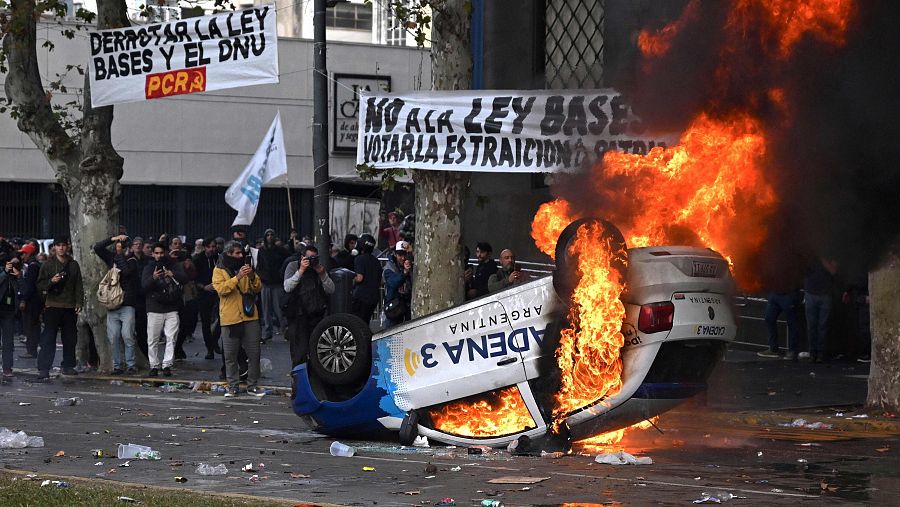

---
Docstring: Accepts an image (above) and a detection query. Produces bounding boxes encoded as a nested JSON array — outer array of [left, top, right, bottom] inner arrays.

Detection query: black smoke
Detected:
[[581, 0, 900, 289]]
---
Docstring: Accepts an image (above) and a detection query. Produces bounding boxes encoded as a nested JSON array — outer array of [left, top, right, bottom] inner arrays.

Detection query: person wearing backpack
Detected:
[[35, 237, 84, 381], [283, 244, 334, 367], [93, 234, 140, 375], [141, 243, 187, 377]]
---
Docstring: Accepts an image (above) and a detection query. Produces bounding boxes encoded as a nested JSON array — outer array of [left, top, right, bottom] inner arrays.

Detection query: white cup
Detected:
[[329, 441, 355, 457]]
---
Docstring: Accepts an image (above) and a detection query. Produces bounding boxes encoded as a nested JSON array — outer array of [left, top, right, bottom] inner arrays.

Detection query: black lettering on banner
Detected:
[[405, 108, 421, 133], [436, 110, 453, 133], [563, 95, 587, 136], [469, 135, 483, 162], [454, 135, 467, 163], [183, 42, 211, 67], [484, 96, 511, 134], [464, 98, 483, 133], [364, 97, 404, 133], [90, 33, 103, 56], [424, 136, 439, 162], [92, 57, 106, 80], [610, 95, 628, 136], [523, 138, 534, 167], [218, 34, 266, 62], [443, 135, 457, 163], [423, 109, 435, 133], [588, 95, 608, 134], [498, 137, 515, 167], [511, 96, 535, 134], [159, 45, 175, 70], [400, 133, 415, 162], [173, 21, 192, 43], [481, 136, 498, 167], [541, 95, 565, 135], [254, 6, 270, 31]]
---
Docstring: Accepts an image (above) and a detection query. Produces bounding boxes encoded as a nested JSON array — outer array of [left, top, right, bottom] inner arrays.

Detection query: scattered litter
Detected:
[[210, 385, 227, 394], [54, 450, 65, 457], [594, 452, 652, 465], [289, 473, 309, 479], [797, 458, 808, 463], [117, 443, 159, 460], [92, 449, 104, 458], [781, 418, 833, 430], [771, 488, 783, 493], [412, 435, 430, 447], [851, 414, 870, 419], [876, 446, 890, 453], [434, 497, 455, 506], [693, 496, 721, 504], [757, 451, 764, 457], [541, 451, 565, 459], [241, 463, 257, 473], [362, 466, 376, 471], [119, 461, 130, 467], [40, 480, 71, 489], [0, 427, 45, 448], [487, 476, 550, 485], [109, 380, 124, 386], [116, 496, 136, 503], [167, 416, 180, 421], [174, 476, 187, 483], [329, 441, 355, 457], [159, 384, 180, 393], [425, 463, 438, 474], [479, 500, 503, 507], [248, 474, 260, 483], [468, 445, 491, 455], [94, 462, 103, 466], [18, 402, 31, 406], [260, 357, 273, 373], [53, 397, 82, 406], [399, 490, 420, 495], [450, 466, 461, 471], [196, 463, 228, 475], [835, 412, 844, 417], [797, 443, 821, 447], [252, 420, 259, 424], [820, 480, 839, 492]]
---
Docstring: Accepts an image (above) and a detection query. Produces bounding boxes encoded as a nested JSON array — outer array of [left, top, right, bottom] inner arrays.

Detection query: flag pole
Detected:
[[284, 173, 295, 231]]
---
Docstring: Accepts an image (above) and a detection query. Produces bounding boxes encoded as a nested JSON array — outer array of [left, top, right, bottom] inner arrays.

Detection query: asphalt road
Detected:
[[1, 378, 897, 506]]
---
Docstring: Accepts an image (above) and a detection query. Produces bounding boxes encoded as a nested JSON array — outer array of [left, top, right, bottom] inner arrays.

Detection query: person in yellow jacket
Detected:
[[213, 240, 265, 397]]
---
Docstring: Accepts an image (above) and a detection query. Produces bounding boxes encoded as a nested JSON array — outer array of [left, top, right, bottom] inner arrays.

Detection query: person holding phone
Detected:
[[488, 249, 528, 294], [141, 243, 188, 378], [35, 237, 83, 381]]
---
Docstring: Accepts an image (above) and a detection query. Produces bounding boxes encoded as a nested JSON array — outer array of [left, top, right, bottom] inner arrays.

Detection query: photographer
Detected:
[[488, 249, 528, 293], [141, 243, 188, 377], [35, 237, 83, 381], [15, 243, 41, 360], [383, 241, 413, 328], [283, 245, 334, 367], [212, 240, 264, 397], [1, 252, 22, 379]]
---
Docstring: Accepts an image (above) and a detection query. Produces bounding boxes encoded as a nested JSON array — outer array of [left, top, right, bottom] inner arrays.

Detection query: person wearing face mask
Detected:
[[213, 240, 265, 397], [333, 234, 358, 271], [193, 237, 221, 359]]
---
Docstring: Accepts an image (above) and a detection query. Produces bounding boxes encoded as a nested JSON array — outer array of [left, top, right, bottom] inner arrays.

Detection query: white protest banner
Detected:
[[356, 89, 674, 173], [88, 6, 278, 107], [225, 112, 287, 226]]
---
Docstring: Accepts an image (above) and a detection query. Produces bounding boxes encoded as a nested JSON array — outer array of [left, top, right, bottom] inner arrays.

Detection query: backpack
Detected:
[[158, 276, 183, 306], [97, 265, 124, 310]]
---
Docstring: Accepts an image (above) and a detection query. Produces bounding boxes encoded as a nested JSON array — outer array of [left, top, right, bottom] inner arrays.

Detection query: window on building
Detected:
[[385, 6, 406, 46], [327, 2, 373, 31]]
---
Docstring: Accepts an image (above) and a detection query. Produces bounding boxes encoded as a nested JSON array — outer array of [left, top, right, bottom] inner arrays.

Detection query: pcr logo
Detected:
[[404, 349, 421, 377]]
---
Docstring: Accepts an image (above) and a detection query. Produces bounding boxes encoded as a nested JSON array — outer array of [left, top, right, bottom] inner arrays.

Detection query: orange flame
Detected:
[[530, 198, 574, 259], [428, 386, 536, 438], [732, 0, 854, 57], [553, 223, 627, 419], [576, 417, 660, 454]]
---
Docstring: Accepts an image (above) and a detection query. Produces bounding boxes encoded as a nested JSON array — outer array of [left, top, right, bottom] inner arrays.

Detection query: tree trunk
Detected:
[[866, 250, 900, 412], [411, 0, 472, 316], [3, 0, 130, 372]]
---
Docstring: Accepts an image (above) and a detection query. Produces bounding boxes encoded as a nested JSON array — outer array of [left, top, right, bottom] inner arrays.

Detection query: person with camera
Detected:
[[92, 234, 141, 375], [212, 240, 265, 397], [35, 237, 84, 381], [284, 245, 334, 367], [15, 242, 41, 361], [382, 241, 413, 328], [282, 244, 335, 367], [488, 249, 528, 294], [1, 252, 23, 379], [141, 243, 188, 377], [193, 237, 221, 360]]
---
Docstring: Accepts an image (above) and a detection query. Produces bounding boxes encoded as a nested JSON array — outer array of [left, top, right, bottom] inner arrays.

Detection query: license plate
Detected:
[[691, 261, 718, 278]]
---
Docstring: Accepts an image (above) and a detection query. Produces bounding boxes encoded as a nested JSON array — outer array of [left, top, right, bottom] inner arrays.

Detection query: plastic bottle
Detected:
[[196, 463, 228, 475], [479, 500, 503, 507], [135, 450, 160, 460], [53, 397, 82, 406], [329, 441, 355, 457]]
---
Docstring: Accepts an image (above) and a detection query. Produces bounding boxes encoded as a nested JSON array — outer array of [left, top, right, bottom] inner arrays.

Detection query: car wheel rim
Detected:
[[317, 325, 358, 374]]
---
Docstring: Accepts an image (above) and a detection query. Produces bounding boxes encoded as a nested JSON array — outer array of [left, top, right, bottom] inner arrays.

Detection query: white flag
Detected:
[[225, 112, 288, 226]]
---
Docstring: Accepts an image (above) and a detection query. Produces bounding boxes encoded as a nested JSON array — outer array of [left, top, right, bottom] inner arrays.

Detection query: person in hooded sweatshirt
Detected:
[[141, 242, 188, 378]]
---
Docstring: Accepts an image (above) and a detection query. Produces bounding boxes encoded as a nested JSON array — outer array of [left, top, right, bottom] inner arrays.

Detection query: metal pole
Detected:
[[313, 0, 330, 258]]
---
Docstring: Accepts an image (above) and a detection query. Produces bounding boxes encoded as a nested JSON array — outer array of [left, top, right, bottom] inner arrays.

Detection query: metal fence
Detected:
[[545, 0, 605, 89]]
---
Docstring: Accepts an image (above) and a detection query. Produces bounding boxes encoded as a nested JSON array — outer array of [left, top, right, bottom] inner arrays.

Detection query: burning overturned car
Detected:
[[291, 218, 736, 448]]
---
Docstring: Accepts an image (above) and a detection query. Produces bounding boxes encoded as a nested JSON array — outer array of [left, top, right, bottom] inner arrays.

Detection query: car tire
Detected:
[[399, 411, 420, 446], [553, 217, 627, 300], [308, 314, 372, 386]]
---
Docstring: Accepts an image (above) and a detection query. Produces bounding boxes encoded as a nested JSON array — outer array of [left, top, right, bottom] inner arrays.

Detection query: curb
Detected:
[[695, 409, 900, 435], [11, 370, 293, 397]]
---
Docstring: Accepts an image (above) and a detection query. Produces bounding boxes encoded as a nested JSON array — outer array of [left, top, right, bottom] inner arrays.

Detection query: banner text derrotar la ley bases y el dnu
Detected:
[[88, 6, 278, 106], [356, 90, 675, 173]]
